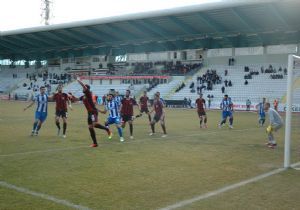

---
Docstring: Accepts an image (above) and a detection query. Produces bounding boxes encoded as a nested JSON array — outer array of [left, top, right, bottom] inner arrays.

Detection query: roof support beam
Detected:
[[23, 34, 57, 47], [102, 24, 140, 40], [55, 30, 90, 44], [231, 8, 263, 44], [1, 37, 36, 49], [196, 13, 232, 45], [167, 16, 199, 35], [87, 26, 119, 42], [268, 4, 290, 30], [39, 31, 76, 45]]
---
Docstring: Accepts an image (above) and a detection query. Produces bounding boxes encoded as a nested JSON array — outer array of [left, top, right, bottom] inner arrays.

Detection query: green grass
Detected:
[[0, 100, 299, 210]]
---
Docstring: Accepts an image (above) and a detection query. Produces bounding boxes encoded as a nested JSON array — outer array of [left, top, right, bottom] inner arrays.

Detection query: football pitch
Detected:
[[0, 100, 300, 210]]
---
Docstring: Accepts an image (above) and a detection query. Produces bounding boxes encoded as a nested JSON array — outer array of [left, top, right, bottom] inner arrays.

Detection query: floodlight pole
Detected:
[[284, 54, 294, 168]]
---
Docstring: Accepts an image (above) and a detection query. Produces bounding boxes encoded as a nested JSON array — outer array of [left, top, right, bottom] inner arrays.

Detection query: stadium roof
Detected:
[[0, 0, 300, 60]]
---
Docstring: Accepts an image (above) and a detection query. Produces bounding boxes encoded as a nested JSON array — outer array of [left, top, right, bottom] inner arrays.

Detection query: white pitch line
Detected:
[[0, 146, 87, 157], [0, 181, 91, 210], [159, 161, 300, 210]]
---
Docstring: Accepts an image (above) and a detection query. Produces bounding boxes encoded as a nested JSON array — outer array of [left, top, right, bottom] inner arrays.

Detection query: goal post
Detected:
[[284, 54, 300, 168]]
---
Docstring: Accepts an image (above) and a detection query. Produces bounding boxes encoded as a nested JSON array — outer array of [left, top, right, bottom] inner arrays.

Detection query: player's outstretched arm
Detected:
[[76, 78, 88, 90]]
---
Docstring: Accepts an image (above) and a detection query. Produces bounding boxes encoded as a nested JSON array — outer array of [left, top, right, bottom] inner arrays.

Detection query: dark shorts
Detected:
[[153, 113, 164, 122], [122, 115, 133, 123], [56, 110, 67, 118], [140, 107, 149, 113], [87, 112, 98, 125], [198, 111, 206, 117]]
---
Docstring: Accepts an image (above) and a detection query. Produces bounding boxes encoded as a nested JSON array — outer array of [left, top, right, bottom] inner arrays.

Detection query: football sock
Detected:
[[129, 124, 133, 136], [55, 121, 61, 130], [161, 124, 167, 134], [94, 123, 110, 133], [204, 117, 207, 123], [148, 115, 152, 122], [63, 123, 67, 135], [151, 123, 155, 133], [117, 127, 123, 137], [200, 119, 203, 126], [229, 118, 233, 125], [32, 121, 38, 131], [89, 128, 97, 144]]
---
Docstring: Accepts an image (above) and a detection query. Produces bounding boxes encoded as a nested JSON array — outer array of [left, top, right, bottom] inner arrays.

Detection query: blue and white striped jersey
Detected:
[[258, 102, 265, 115], [106, 100, 120, 118], [34, 94, 48, 113], [114, 96, 122, 108], [220, 98, 233, 112]]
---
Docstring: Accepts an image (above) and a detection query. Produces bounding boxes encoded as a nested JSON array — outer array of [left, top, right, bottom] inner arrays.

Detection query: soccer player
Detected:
[[51, 85, 72, 138], [149, 93, 167, 137], [195, 94, 207, 128], [101, 93, 124, 142], [135, 91, 151, 122], [120, 90, 139, 139], [75, 79, 111, 147], [264, 102, 283, 148], [256, 97, 266, 127], [24, 86, 48, 136], [218, 94, 234, 129], [114, 91, 122, 107]]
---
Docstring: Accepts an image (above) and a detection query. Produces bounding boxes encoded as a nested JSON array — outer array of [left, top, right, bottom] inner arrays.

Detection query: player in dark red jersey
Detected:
[[120, 90, 139, 139], [195, 94, 207, 128], [135, 91, 151, 122], [75, 79, 111, 147], [149, 93, 167, 137], [51, 85, 72, 138]]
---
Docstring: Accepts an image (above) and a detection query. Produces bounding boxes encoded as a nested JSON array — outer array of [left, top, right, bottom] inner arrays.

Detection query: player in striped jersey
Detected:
[[218, 95, 234, 129], [74, 79, 112, 147], [120, 90, 139, 139], [256, 97, 266, 127], [24, 86, 48, 136], [50, 85, 72, 138], [149, 93, 167, 137], [100, 93, 124, 142]]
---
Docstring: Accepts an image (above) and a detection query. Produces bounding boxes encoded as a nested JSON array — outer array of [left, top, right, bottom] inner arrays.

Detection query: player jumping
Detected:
[[75, 79, 111, 147]]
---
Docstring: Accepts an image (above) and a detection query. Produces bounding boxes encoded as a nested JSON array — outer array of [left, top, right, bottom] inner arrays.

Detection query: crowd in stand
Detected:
[[117, 61, 203, 76]]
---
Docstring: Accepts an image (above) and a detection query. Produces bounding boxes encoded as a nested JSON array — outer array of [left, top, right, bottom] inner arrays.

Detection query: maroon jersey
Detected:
[[80, 89, 97, 113], [121, 98, 136, 116], [154, 99, 163, 115], [53, 92, 69, 111], [196, 98, 206, 112], [139, 96, 149, 109]]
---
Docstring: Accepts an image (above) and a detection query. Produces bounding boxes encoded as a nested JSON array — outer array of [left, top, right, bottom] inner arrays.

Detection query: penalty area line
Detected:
[[0, 181, 91, 210], [158, 161, 300, 210]]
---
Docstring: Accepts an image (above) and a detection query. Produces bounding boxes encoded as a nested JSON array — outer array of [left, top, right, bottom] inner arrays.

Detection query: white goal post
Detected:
[[284, 54, 300, 168]]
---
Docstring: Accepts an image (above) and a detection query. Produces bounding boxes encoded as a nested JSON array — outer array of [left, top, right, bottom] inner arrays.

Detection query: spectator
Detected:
[[228, 80, 232, 87], [244, 80, 248, 85], [221, 86, 225, 94], [246, 99, 251, 111]]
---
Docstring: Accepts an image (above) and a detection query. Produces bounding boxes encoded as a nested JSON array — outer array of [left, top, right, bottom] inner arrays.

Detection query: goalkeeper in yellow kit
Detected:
[[264, 102, 283, 149]]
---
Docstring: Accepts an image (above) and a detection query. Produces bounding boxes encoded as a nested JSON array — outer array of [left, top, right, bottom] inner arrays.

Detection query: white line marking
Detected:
[[0, 181, 91, 210], [0, 146, 87, 157], [159, 161, 300, 210]]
